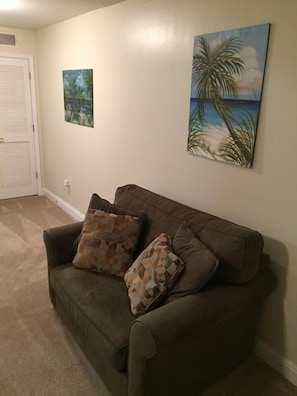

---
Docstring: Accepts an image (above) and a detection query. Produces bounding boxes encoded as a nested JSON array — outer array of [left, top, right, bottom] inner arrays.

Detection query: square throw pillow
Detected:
[[165, 222, 219, 303], [124, 233, 184, 316], [72, 193, 146, 252], [73, 209, 142, 277]]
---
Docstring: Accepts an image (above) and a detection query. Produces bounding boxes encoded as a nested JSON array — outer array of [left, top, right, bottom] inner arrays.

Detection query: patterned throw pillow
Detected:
[[73, 209, 142, 277], [72, 193, 146, 252], [124, 233, 184, 316]]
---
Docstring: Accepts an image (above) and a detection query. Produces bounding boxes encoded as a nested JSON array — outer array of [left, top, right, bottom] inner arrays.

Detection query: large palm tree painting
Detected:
[[188, 24, 270, 167]]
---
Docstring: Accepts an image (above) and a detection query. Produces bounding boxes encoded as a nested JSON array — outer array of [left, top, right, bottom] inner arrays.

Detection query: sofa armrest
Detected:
[[128, 285, 262, 396], [43, 222, 83, 268]]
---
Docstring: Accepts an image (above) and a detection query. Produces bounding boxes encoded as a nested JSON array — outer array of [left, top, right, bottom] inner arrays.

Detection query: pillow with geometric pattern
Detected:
[[124, 233, 184, 316], [72, 193, 146, 252], [73, 209, 142, 277]]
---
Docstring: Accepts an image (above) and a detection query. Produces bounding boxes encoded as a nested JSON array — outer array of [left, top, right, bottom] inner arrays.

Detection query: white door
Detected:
[[0, 56, 38, 199]]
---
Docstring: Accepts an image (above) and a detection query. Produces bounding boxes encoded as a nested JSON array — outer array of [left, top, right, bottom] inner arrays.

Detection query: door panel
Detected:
[[0, 56, 37, 199]]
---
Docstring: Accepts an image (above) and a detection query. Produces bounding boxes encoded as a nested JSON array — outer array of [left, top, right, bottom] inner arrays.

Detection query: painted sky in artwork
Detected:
[[191, 24, 270, 100]]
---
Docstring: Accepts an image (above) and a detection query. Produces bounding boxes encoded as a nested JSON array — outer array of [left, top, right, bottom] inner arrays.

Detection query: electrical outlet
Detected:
[[64, 179, 70, 187]]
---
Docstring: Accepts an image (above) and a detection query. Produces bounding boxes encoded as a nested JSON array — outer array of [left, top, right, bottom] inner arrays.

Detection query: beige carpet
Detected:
[[0, 195, 297, 396], [0, 196, 110, 396]]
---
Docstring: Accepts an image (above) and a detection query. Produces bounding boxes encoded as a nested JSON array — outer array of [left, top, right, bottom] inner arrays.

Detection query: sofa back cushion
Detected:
[[114, 184, 264, 285]]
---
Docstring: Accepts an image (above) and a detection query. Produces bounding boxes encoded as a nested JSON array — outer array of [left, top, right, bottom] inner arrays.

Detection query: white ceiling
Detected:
[[0, 0, 125, 31]]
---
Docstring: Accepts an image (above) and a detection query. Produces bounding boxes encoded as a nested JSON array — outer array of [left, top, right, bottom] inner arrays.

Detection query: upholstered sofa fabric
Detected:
[[165, 222, 219, 302], [88, 193, 146, 220], [114, 184, 263, 284], [44, 184, 273, 396], [50, 263, 135, 372]]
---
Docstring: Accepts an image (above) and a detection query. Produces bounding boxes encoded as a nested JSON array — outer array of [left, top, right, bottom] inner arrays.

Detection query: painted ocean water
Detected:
[[189, 98, 260, 130]]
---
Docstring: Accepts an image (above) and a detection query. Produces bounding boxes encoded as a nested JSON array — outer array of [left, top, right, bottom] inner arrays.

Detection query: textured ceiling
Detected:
[[0, 0, 125, 31]]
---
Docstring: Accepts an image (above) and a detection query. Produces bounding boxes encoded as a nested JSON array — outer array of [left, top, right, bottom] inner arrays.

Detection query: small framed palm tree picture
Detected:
[[63, 69, 94, 127], [188, 23, 270, 168]]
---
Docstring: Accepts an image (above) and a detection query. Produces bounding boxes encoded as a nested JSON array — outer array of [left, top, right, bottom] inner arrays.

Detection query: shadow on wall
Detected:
[[258, 236, 289, 360]]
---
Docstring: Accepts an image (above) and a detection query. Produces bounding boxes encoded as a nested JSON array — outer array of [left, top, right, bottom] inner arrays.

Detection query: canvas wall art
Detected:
[[187, 24, 270, 167], [63, 69, 93, 127]]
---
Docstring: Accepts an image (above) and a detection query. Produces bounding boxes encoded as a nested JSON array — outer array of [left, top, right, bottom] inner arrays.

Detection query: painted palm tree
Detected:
[[192, 35, 251, 165], [219, 112, 256, 165]]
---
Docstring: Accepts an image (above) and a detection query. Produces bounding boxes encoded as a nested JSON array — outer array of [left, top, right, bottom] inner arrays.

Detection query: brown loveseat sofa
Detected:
[[43, 184, 274, 396]]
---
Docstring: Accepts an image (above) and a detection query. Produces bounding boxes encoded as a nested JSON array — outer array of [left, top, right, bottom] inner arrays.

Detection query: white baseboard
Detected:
[[254, 338, 297, 386], [42, 188, 84, 221]]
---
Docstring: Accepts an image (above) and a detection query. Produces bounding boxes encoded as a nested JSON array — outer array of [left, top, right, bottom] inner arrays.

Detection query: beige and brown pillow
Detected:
[[124, 233, 184, 316], [73, 209, 142, 277], [73, 193, 146, 252]]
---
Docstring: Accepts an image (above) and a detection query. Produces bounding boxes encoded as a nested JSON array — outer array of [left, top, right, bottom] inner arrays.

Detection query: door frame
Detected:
[[0, 52, 42, 196]]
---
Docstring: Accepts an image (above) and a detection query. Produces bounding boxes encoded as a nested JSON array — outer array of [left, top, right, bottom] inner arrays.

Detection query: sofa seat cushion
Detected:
[[50, 263, 136, 372]]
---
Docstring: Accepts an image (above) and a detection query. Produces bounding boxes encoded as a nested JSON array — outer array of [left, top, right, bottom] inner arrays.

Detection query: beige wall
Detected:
[[36, 0, 297, 375], [0, 26, 36, 55], [0, 26, 38, 101]]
